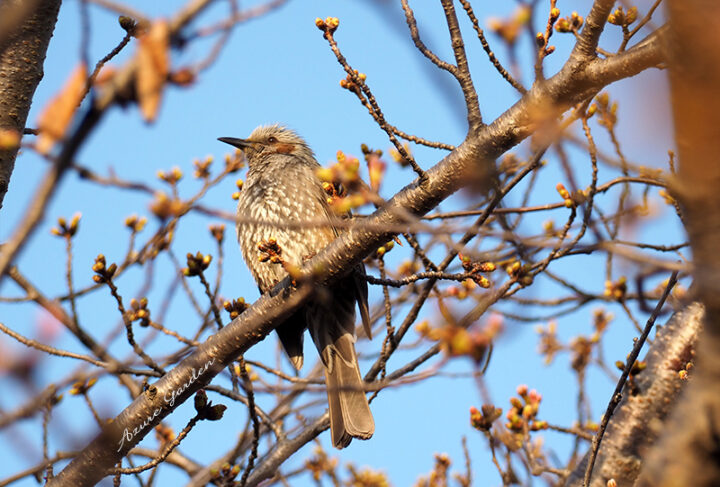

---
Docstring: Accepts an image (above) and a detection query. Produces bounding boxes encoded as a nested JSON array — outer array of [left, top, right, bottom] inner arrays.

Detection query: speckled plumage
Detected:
[[220, 125, 374, 448]]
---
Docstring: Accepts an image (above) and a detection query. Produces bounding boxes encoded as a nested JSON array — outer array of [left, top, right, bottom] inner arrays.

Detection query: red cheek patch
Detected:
[[275, 143, 294, 154]]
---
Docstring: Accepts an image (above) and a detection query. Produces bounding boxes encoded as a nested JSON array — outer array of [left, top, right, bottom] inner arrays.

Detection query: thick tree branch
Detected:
[[0, 0, 61, 209], [635, 2, 720, 486]]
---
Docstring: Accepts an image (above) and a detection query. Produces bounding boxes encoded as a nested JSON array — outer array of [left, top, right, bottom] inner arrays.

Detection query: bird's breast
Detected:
[[236, 167, 336, 291]]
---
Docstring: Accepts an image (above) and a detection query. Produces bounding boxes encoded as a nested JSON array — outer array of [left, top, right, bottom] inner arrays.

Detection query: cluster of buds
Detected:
[[193, 389, 227, 421], [316, 151, 368, 213], [330, 192, 367, 214], [570, 335, 594, 372], [0, 129, 21, 150], [588, 92, 618, 129], [124, 214, 147, 233], [51, 213, 81, 238], [92, 254, 117, 283], [615, 358, 646, 376], [233, 362, 258, 381], [375, 240, 395, 258], [224, 149, 244, 173], [615, 358, 646, 394], [315, 16, 339, 34], [459, 254, 496, 289], [536, 320, 562, 365], [223, 297, 249, 320], [488, 6, 531, 46], [231, 178, 244, 200], [183, 251, 212, 277], [149, 191, 187, 219], [154, 423, 175, 445], [555, 183, 589, 209], [658, 189, 676, 206], [418, 318, 501, 364], [470, 404, 503, 432], [542, 219, 562, 238], [317, 151, 360, 190], [321, 180, 346, 201], [210, 463, 241, 482], [445, 279, 476, 300], [397, 259, 420, 277], [555, 182, 573, 208], [505, 259, 533, 286], [428, 454, 451, 485], [506, 385, 548, 433], [592, 308, 614, 337], [257, 238, 283, 264], [607, 5, 638, 27], [678, 361, 693, 380], [604, 276, 627, 301], [193, 156, 213, 179], [305, 445, 339, 482], [157, 166, 183, 185], [209, 224, 225, 243], [69, 377, 97, 396], [535, 6, 559, 57], [361, 144, 386, 193], [339, 70, 367, 94], [555, 11, 584, 33], [127, 297, 151, 327], [345, 465, 390, 487]]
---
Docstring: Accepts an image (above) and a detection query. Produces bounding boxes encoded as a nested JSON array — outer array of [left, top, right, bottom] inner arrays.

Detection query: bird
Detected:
[[218, 124, 374, 448]]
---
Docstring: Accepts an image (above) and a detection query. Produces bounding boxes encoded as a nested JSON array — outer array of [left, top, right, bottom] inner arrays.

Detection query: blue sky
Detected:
[[0, 1, 681, 485]]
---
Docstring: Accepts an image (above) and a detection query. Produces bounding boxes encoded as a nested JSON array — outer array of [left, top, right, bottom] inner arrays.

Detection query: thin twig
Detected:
[[582, 271, 678, 487]]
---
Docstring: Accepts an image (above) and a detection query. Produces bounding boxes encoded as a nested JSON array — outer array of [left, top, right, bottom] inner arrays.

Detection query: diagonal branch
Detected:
[[440, 0, 482, 129], [572, 0, 615, 60]]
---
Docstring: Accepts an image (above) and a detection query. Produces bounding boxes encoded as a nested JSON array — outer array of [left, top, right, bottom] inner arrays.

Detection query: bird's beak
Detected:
[[217, 137, 254, 150]]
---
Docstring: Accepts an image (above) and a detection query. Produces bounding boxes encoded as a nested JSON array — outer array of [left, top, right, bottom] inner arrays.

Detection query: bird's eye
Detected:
[[267, 136, 277, 143]]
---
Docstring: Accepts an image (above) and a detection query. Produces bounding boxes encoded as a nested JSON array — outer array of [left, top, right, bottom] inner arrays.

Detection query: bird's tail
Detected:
[[322, 332, 374, 448], [307, 282, 374, 449]]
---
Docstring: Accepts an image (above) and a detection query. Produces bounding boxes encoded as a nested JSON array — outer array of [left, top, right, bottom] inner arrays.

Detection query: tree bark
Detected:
[[564, 303, 702, 487], [636, 2, 720, 485], [0, 0, 62, 210]]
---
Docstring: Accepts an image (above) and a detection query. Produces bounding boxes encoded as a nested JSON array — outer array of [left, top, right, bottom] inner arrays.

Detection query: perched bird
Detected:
[[218, 125, 374, 448]]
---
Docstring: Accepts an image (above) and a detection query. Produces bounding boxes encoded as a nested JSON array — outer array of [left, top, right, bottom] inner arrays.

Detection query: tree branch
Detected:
[[0, 0, 61, 209]]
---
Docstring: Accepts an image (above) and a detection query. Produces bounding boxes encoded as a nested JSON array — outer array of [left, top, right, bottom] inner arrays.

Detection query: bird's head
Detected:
[[218, 124, 314, 167]]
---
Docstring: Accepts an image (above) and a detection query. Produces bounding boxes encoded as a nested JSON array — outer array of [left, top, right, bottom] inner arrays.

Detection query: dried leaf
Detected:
[[36, 63, 88, 154], [136, 20, 170, 123]]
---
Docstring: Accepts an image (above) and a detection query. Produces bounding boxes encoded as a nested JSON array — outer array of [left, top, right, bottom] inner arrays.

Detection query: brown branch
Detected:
[[458, 0, 526, 94], [440, 0, 482, 129], [572, 0, 615, 60], [0, 0, 61, 209]]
